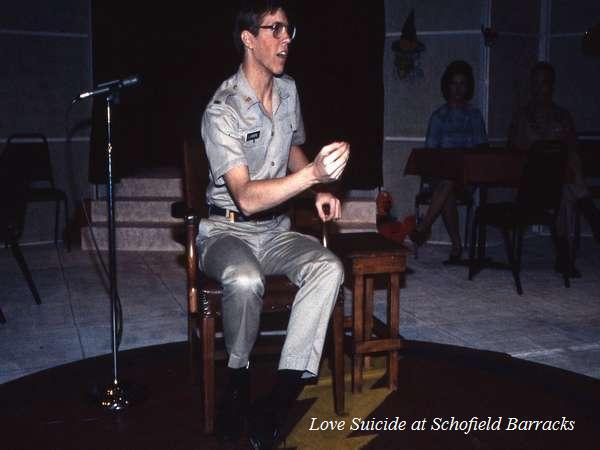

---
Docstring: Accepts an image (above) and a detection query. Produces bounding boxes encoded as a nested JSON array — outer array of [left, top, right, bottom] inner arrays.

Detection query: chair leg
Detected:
[[464, 203, 473, 251], [188, 313, 197, 384], [54, 199, 60, 248], [550, 224, 570, 288], [9, 236, 42, 304], [331, 296, 345, 415], [413, 203, 420, 259], [468, 210, 479, 280], [0, 307, 6, 324], [515, 226, 524, 271], [64, 197, 71, 252], [201, 315, 216, 434], [501, 227, 522, 295]]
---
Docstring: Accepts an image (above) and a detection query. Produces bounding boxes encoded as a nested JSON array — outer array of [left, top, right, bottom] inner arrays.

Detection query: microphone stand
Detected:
[[97, 91, 129, 411]]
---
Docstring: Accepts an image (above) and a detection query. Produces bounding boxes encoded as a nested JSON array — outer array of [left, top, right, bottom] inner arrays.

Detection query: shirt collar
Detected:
[[235, 65, 290, 112]]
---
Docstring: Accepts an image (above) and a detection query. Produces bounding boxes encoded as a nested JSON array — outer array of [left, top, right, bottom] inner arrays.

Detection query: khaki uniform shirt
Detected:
[[201, 66, 306, 211]]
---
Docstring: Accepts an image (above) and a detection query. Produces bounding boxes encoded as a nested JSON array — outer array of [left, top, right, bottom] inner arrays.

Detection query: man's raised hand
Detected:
[[311, 141, 350, 183]]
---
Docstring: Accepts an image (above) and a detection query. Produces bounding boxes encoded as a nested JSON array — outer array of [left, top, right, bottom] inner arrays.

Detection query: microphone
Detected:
[[77, 75, 140, 100]]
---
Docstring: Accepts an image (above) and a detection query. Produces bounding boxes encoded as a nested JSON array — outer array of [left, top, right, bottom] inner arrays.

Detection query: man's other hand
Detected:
[[315, 192, 341, 222]]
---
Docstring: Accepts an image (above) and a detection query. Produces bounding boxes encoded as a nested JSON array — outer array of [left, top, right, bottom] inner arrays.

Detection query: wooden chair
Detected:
[[174, 139, 345, 434], [468, 141, 569, 294]]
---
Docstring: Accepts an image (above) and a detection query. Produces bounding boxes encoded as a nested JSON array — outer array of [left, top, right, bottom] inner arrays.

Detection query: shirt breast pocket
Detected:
[[241, 128, 266, 176], [241, 128, 265, 148]]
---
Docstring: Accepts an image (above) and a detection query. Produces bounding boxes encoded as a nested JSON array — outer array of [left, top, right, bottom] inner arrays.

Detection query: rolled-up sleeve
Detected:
[[201, 104, 247, 185], [291, 90, 306, 146]]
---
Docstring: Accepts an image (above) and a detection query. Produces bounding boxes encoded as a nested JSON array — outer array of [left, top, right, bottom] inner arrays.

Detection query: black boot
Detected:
[[248, 370, 303, 450], [216, 367, 250, 441], [577, 196, 600, 243]]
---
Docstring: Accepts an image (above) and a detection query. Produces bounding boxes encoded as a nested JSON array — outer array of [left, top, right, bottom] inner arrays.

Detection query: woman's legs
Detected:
[[413, 180, 462, 254], [441, 190, 463, 255]]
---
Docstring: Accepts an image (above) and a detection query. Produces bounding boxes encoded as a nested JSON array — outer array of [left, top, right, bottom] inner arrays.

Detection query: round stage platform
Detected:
[[1, 341, 598, 449]]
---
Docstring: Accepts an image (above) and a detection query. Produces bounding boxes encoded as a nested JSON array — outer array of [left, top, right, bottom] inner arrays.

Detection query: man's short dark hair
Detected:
[[530, 61, 556, 85], [233, 0, 286, 54], [441, 60, 475, 102]]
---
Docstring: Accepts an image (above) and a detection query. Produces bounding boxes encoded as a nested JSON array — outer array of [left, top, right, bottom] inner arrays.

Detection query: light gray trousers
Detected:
[[197, 215, 343, 377]]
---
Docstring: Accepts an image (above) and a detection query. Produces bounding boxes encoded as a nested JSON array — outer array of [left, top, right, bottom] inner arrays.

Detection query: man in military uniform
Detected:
[[199, 1, 350, 448]]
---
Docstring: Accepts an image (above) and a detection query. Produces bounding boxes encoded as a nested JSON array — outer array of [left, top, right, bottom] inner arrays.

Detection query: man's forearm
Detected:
[[288, 145, 310, 173], [226, 142, 349, 215], [289, 145, 327, 195], [227, 164, 318, 216]]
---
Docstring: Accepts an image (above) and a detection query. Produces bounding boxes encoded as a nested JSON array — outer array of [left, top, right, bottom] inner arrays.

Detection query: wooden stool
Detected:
[[330, 233, 409, 393]]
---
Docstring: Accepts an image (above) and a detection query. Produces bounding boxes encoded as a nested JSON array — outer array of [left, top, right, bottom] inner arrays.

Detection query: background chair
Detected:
[[5, 134, 70, 250], [468, 141, 569, 295], [1, 138, 43, 323], [573, 135, 600, 251], [413, 176, 474, 258], [172, 139, 345, 434]]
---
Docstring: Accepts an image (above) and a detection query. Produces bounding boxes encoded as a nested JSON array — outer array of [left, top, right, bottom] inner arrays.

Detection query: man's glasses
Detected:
[[258, 22, 296, 40]]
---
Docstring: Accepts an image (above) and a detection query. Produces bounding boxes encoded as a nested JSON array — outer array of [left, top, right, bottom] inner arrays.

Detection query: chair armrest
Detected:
[[171, 200, 198, 219], [185, 213, 200, 314]]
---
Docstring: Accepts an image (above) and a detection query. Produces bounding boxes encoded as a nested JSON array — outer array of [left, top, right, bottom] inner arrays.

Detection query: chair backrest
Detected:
[[182, 138, 210, 219], [516, 140, 568, 212], [0, 140, 35, 239], [5, 134, 54, 186]]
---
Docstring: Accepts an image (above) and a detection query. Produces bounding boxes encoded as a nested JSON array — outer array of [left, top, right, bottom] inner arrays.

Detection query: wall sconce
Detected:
[[481, 25, 498, 47], [391, 9, 425, 81]]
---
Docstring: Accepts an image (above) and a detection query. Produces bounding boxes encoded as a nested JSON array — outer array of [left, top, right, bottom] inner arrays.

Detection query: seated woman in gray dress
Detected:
[[508, 61, 600, 276], [410, 60, 487, 261]]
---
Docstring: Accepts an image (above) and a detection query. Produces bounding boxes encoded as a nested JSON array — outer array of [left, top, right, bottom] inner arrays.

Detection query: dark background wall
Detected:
[[2, 0, 599, 244]]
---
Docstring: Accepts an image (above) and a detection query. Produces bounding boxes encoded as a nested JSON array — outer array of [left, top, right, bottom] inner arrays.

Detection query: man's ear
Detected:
[[241, 30, 254, 50]]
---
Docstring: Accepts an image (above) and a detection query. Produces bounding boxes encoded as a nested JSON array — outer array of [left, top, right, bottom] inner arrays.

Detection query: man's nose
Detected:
[[280, 25, 294, 43]]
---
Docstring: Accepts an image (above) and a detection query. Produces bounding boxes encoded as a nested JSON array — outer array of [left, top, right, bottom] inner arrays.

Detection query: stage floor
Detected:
[[2, 235, 600, 385], [1, 341, 598, 450]]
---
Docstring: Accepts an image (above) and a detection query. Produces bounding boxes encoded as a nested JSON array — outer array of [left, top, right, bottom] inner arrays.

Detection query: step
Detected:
[[90, 198, 181, 223], [81, 222, 183, 251], [339, 197, 376, 223], [113, 177, 183, 198], [329, 222, 378, 234]]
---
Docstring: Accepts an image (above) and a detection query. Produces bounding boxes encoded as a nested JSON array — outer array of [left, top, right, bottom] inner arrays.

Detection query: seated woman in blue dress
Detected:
[[410, 60, 487, 261]]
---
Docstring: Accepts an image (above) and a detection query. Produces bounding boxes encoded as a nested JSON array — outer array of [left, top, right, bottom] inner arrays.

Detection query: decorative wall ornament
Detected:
[[481, 25, 498, 47], [391, 9, 425, 81], [583, 23, 600, 56]]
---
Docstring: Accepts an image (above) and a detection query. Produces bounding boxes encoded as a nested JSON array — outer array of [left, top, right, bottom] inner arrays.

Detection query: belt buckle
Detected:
[[226, 210, 236, 222]]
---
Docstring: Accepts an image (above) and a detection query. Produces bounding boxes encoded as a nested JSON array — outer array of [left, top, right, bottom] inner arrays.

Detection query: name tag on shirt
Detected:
[[246, 131, 260, 143]]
